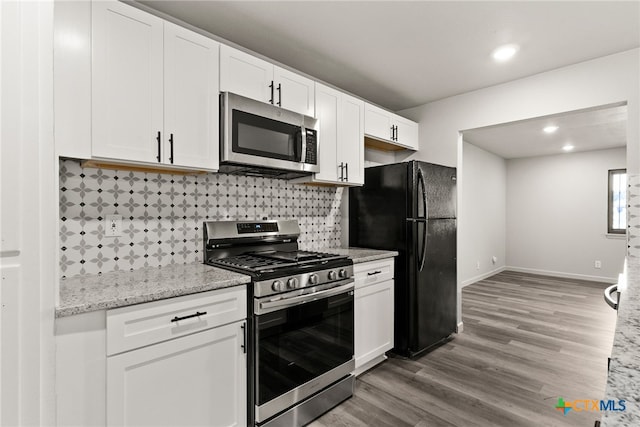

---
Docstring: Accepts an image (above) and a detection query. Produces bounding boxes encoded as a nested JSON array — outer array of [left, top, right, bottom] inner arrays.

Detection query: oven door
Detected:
[[254, 280, 354, 423], [221, 92, 319, 173]]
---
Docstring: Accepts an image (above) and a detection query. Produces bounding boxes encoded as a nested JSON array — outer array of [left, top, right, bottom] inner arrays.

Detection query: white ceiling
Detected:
[[136, 0, 638, 159], [138, 0, 640, 112], [462, 104, 628, 159]]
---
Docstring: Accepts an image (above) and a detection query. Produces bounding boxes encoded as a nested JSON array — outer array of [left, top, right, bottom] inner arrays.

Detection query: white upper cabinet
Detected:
[[163, 22, 219, 170], [92, 1, 164, 163], [219, 44, 273, 104], [295, 83, 363, 186], [364, 102, 419, 150], [220, 45, 315, 116], [273, 66, 315, 117], [92, 1, 219, 170], [340, 93, 365, 185]]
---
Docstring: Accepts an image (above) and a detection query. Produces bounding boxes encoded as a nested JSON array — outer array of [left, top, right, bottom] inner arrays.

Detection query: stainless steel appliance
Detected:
[[220, 92, 319, 179], [349, 160, 457, 357], [203, 220, 354, 427]]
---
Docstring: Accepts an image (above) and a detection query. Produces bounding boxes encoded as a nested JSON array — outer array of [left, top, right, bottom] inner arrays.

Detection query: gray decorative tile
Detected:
[[59, 159, 342, 277]]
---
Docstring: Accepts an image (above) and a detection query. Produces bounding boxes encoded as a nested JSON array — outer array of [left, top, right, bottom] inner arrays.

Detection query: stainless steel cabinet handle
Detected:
[[604, 284, 618, 309]]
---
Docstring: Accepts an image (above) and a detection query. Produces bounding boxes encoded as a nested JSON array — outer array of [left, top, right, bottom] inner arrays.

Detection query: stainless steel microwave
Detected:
[[220, 92, 319, 178]]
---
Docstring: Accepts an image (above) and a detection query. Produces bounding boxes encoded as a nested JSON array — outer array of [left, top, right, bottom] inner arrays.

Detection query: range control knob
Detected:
[[309, 273, 319, 285], [327, 270, 337, 281], [338, 269, 348, 279], [287, 277, 300, 289], [272, 280, 285, 292]]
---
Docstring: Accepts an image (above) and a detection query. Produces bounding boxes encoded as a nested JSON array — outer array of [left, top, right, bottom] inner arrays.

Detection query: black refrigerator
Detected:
[[349, 160, 457, 357]]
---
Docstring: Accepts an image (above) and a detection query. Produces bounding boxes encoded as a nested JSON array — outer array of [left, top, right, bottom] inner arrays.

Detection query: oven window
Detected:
[[255, 292, 354, 405], [232, 110, 300, 161]]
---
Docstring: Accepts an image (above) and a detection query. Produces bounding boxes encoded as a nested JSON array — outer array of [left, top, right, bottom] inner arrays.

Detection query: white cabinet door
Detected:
[[364, 103, 394, 142], [355, 279, 394, 371], [394, 115, 419, 150], [313, 84, 340, 182], [274, 66, 315, 116], [164, 22, 219, 170], [220, 44, 272, 104], [340, 94, 364, 185], [92, 0, 164, 163], [107, 321, 247, 427]]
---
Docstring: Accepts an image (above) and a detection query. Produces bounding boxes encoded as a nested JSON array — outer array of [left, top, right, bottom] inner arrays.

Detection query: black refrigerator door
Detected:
[[349, 162, 409, 250], [415, 161, 457, 219], [410, 218, 457, 355]]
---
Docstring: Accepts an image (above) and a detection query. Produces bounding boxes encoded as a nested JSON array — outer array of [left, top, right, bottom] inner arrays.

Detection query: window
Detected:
[[608, 169, 627, 234]]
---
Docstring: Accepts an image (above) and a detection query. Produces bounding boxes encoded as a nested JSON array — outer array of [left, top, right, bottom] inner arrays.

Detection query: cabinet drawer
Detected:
[[354, 258, 394, 289], [107, 286, 246, 356]]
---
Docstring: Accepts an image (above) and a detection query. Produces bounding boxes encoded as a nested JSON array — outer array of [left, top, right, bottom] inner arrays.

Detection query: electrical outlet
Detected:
[[105, 214, 122, 237], [476, 261, 480, 270], [594, 260, 602, 269]]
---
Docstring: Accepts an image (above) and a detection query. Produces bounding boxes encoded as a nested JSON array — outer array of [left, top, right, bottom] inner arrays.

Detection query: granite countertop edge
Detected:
[[56, 263, 252, 318], [56, 248, 398, 319], [323, 247, 399, 264]]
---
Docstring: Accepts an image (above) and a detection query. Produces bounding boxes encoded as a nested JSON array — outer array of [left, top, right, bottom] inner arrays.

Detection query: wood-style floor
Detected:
[[309, 271, 617, 427]]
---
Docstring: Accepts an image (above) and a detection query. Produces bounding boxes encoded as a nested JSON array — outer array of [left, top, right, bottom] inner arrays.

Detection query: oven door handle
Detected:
[[257, 280, 354, 313]]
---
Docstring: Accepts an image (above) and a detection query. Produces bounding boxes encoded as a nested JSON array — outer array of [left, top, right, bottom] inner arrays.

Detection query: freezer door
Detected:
[[418, 162, 457, 219], [411, 218, 457, 354], [348, 162, 408, 250]]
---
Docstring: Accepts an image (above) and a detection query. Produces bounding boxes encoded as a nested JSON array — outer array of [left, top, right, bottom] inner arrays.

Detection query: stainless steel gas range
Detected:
[[203, 220, 355, 427]]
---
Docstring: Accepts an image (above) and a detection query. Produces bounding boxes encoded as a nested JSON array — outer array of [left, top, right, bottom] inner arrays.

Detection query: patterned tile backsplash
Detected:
[[59, 159, 343, 278]]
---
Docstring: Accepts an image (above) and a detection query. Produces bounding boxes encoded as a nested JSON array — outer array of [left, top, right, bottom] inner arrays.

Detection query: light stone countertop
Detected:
[[601, 258, 640, 426], [56, 248, 397, 318], [56, 262, 251, 318], [322, 247, 399, 264]]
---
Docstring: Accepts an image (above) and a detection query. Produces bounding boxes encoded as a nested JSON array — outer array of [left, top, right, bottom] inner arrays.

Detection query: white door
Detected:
[[314, 83, 340, 182], [274, 66, 315, 116], [364, 103, 393, 142], [339, 94, 364, 185], [355, 280, 394, 369], [394, 115, 419, 150], [107, 321, 247, 427], [219, 44, 273, 104], [92, 1, 164, 163], [164, 22, 219, 170]]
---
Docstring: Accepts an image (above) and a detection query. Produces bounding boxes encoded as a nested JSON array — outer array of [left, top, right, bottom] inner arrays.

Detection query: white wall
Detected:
[[460, 142, 506, 286], [506, 148, 626, 282], [397, 48, 639, 324]]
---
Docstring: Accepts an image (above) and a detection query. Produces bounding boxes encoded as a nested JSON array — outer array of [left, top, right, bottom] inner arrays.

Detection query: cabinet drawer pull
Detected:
[[170, 311, 207, 323], [367, 270, 382, 276]]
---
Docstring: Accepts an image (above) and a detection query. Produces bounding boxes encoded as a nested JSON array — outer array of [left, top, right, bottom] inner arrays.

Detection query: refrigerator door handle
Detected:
[[417, 166, 427, 219], [419, 220, 427, 271]]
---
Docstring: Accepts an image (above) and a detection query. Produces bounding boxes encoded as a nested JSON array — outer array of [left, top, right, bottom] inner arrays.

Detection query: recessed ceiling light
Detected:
[[492, 44, 519, 62], [562, 144, 574, 152], [543, 125, 559, 134]]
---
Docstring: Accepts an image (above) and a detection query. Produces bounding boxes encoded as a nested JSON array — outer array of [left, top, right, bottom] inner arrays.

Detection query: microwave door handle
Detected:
[[300, 125, 307, 163]]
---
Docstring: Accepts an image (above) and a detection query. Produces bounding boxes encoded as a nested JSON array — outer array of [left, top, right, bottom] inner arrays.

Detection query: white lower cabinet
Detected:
[[354, 258, 395, 375], [55, 287, 247, 427], [107, 321, 246, 427]]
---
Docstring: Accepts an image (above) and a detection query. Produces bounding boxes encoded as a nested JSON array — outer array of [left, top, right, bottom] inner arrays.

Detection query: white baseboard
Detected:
[[456, 322, 464, 333], [505, 266, 617, 284], [461, 266, 506, 288]]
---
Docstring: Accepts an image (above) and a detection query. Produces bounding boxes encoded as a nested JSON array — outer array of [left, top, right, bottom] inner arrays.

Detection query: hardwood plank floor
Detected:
[[309, 271, 617, 427]]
